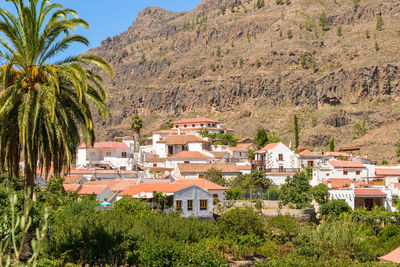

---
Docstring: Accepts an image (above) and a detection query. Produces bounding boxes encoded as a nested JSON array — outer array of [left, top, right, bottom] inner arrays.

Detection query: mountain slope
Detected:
[[89, 0, 400, 162]]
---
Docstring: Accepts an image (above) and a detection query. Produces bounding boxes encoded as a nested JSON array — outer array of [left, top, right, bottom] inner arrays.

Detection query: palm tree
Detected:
[[130, 114, 143, 152], [0, 0, 114, 257]]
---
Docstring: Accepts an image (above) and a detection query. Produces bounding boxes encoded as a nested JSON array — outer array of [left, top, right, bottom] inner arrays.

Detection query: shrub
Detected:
[[279, 171, 312, 208], [336, 26, 342, 36], [227, 187, 241, 200], [376, 15, 384, 31], [217, 207, 264, 237], [310, 184, 329, 205], [319, 199, 351, 218]]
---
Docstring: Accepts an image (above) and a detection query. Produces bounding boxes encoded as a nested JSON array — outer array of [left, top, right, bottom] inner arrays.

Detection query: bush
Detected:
[[227, 187, 241, 200], [279, 171, 312, 208], [319, 199, 351, 218], [310, 184, 329, 204], [217, 207, 264, 237]]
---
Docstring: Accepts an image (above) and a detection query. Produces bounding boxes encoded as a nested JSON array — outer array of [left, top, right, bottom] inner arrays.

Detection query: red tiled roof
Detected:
[[154, 127, 219, 134], [141, 166, 173, 171], [172, 118, 220, 124], [63, 175, 83, 184], [299, 150, 322, 158], [78, 185, 109, 195], [144, 157, 166, 163], [157, 135, 208, 145], [63, 184, 82, 192], [238, 165, 252, 170], [210, 151, 228, 159], [177, 163, 240, 174], [173, 179, 227, 190], [379, 247, 400, 263], [254, 143, 281, 153], [325, 152, 351, 158], [78, 142, 129, 149], [395, 184, 400, 190], [323, 178, 353, 189], [375, 168, 400, 176], [328, 160, 365, 168], [84, 180, 138, 192], [69, 169, 137, 175], [168, 151, 212, 159], [118, 183, 189, 196], [354, 188, 386, 196]]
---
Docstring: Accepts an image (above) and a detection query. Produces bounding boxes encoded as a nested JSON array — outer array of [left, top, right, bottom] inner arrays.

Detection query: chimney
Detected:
[[327, 181, 332, 189]]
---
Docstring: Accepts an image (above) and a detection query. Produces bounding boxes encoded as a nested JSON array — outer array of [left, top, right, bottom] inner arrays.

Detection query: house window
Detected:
[[356, 171, 360, 175], [326, 173, 330, 176], [213, 194, 219, 204], [184, 125, 187, 128], [187, 200, 193, 211], [168, 146, 173, 155], [343, 170, 348, 175], [176, 200, 182, 210], [192, 124, 195, 127], [182, 145, 185, 151], [175, 125, 178, 128], [200, 199, 208, 210], [200, 124, 204, 127], [184, 161, 190, 164], [279, 166, 284, 172], [106, 152, 111, 157], [199, 175, 204, 178], [121, 152, 127, 158], [153, 163, 157, 167], [307, 161, 314, 167], [278, 154, 283, 161]]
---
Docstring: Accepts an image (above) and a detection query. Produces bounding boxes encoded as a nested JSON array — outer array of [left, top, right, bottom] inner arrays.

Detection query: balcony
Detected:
[[265, 168, 300, 173], [252, 160, 264, 166]]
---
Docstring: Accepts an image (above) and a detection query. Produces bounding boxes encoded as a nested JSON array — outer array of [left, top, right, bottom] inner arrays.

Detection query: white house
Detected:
[[175, 163, 241, 180], [328, 182, 398, 211], [77, 141, 134, 170], [311, 160, 369, 186], [299, 150, 330, 168], [253, 142, 300, 173], [173, 185, 214, 219], [165, 151, 214, 172], [154, 135, 209, 158]]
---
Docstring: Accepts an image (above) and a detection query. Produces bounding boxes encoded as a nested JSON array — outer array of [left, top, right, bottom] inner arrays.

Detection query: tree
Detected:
[[217, 207, 264, 237], [319, 11, 328, 30], [279, 171, 312, 208], [294, 114, 299, 149], [352, 122, 367, 139], [396, 140, 400, 163], [319, 199, 351, 218], [153, 191, 167, 210], [329, 137, 335, 152], [310, 184, 329, 205], [205, 168, 226, 186], [130, 114, 144, 152], [255, 129, 269, 149], [376, 15, 384, 31], [0, 0, 114, 257], [226, 187, 241, 200]]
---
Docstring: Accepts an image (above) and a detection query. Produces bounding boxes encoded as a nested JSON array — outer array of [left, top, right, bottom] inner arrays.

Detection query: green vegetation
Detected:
[[319, 11, 328, 30], [294, 114, 300, 149], [255, 129, 269, 149], [279, 29, 283, 38], [312, 57, 318, 73], [336, 25, 342, 36], [216, 46, 221, 57], [300, 54, 307, 69], [366, 28, 370, 39], [329, 137, 335, 152], [256, 0, 265, 9], [375, 40, 380, 51], [287, 29, 293, 39], [131, 114, 144, 152], [352, 121, 367, 139], [319, 199, 352, 218], [210, 63, 216, 72], [205, 168, 227, 186], [239, 57, 244, 68], [279, 170, 312, 208], [256, 59, 261, 69], [376, 15, 384, 31], [396, 140, 400, 162]]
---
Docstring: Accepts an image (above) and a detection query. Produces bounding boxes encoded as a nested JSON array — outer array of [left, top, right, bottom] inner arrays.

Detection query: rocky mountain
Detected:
[[89, 0, 400, 162]]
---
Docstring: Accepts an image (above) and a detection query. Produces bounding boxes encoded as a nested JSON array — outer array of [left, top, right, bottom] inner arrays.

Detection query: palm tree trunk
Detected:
[[20, 160, 34, 261], [134, 132, 140, 152]]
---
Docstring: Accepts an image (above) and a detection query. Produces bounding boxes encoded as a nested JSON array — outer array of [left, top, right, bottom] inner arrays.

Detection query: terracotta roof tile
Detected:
[[168, 151, 212, 159], [325, 152, 351, 158], [375, 168, 400, 176], [157, 135, 208, 145], [354, 188, 386, 196], [229, 143, 254, 152], [63, 175, 83, 184], [78, 142, 129, 149], [299, 150, 322, 158], [84, 180, 138, 192], [323, 178, 353, 189], [379, 246, 400, 263], [177, 163, 240, 174], [328, 160, 365, 168], [144, 157, 166, 163], [78, 185, 109, 195], [63, 184, 82, 192], [254, 143, 281, 153], [210, 151, 228, 159], [173, 179, 227, 190]]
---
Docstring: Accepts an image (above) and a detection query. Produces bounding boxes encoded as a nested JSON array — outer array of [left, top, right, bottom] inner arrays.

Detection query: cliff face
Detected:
[[89, 0, 400, 162]]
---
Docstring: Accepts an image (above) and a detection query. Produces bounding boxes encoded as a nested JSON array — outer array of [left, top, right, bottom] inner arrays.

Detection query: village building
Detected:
[[175, 163, 241, 180], [77, 184, 114, 202], [227, 143, 255, 163], [379, 246, 400, 264], [154, 135, 209, 158], [374, 167, 400, 187], [165, 151, 214, 170], [311, 160, 369, 186], [173, 185, 214, 219], [172, 179, 227, 201], [298, 150, 328, 168], [76, 141, 135, 170], [253, 142, 300, 172]]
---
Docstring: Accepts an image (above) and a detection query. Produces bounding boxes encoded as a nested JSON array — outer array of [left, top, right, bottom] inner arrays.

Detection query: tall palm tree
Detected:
[[130, 114, 143, 152], [0, 0, 114, 256]]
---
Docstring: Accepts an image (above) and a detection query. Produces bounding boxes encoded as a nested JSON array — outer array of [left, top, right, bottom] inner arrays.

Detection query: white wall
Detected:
[[255, 143, 299, 170], [329, 189, 355, 209]]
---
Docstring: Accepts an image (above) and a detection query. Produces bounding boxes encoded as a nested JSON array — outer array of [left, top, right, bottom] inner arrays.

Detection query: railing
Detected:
[[265, 168, 300, 173], [252, 160, 263, 166]]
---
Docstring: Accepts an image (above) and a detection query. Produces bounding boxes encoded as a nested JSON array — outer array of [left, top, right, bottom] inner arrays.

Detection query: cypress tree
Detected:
[[329, 137, 335, 152], [294, 114, 299, 149]]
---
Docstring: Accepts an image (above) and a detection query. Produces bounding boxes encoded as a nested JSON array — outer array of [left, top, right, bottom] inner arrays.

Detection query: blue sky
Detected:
[[0, 0, 200, 58]]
